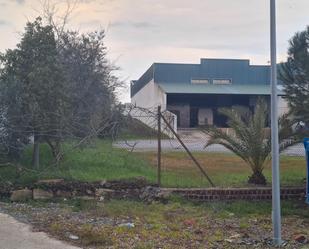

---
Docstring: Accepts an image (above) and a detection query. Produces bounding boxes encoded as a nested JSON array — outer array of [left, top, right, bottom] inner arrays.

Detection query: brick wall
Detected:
[[166, 187, 306, 201]]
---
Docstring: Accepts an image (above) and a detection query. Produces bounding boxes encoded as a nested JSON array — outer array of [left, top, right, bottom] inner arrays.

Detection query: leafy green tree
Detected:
[[0, 17, 66, 168], [279, 26, 309, 124], [204, 99, 300, 185], [0, 17, 121, 169], [0, 54, 30, 162], [57, 30, 120, 140]]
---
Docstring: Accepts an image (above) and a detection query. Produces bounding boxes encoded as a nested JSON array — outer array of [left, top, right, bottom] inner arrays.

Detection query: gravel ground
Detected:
[[0, 200, 309, 249]]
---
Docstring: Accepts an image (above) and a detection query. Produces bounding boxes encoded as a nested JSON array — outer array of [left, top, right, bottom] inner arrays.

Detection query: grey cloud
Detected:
[[131, 22, 157, 29], [78, 0, 96, 2], [80, 19, 102, 27], [110, 21, 157, 29], [0, 20, 9, 26], [15, 0, 25, 4]]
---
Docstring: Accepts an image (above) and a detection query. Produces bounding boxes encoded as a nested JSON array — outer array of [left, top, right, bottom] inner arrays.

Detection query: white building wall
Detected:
[[249, 95, 289, 117], [278, 96, 289, 116], [130, 80, 176, 137], [131, 80, 167, 110]]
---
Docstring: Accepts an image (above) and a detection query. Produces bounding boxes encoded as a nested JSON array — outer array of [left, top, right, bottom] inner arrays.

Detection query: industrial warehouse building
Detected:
[[131, 58, 287, 128]]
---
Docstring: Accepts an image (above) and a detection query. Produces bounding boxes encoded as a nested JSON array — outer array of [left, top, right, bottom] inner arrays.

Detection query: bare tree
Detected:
[[39, 0, 77, 38]]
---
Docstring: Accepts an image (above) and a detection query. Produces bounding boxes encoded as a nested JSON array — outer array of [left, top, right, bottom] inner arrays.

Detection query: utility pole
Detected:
[[270, 0, 282, 245]]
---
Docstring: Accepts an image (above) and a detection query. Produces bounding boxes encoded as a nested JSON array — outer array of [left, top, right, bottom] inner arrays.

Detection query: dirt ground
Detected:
[[0, 198, 309, 249]]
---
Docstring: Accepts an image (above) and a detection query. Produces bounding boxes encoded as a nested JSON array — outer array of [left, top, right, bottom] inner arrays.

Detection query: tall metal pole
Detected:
[[157, 105, 162, 187], [270, 0, 282, 245]]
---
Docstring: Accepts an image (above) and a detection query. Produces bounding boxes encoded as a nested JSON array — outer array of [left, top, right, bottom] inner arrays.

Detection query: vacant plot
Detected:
[[135, 151, 306, 187], [0, 140, 306, 188], [1, 198, 308, 249]]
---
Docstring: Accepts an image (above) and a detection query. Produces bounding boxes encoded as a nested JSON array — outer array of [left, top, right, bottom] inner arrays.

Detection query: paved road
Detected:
[[114, 139, 305, 156], [0, 213, 79, 249]]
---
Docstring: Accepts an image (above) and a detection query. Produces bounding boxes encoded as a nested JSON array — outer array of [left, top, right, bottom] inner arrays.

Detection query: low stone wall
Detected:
[[167, 187, 306, 201], [2, 179, 306, 202], [1, 177, 152, 201]]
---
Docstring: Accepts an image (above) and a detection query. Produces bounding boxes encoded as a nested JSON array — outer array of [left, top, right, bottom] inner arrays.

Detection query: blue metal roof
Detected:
[[131, 58, 273, 97], [131, 64, 154, 97], [154, 59, 270, 85]]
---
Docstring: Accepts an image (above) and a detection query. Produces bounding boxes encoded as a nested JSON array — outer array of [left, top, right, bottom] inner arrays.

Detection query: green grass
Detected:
[[102, 198, 309, 219], [117, 119, 159, 140], [60, 197, 309, 221], [0, 140, 157, 185], [0, 140, 306, 188], [136, 151, 306, 187], [203, 199, 309, 219], [116, 118, 169, 140]]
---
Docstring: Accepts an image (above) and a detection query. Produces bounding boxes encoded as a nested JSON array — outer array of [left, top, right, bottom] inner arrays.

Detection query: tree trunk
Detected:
[[32, 134, 40, 169], [248, 171, 267, 185], [46, 139, 63, 166]]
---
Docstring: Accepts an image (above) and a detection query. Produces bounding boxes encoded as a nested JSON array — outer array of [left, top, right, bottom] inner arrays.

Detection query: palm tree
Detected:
[[204, 99, 301, 185]]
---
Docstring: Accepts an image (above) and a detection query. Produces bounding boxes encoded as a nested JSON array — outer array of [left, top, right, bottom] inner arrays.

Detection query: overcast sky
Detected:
[[0, 0, 308, 102]]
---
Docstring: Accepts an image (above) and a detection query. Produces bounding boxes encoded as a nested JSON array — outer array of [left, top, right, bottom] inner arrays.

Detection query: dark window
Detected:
[[190, 107, 199, 127]]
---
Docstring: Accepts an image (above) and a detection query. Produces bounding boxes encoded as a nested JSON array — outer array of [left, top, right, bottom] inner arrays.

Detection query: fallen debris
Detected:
[[68, 234, 79, 240], [293, 234, 307, 243], [118, 223, 135, 228]]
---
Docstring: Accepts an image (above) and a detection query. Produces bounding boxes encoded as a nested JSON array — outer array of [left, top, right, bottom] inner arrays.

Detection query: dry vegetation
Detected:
[[1, 198, 309, 249], [136, 152, 306, 187]]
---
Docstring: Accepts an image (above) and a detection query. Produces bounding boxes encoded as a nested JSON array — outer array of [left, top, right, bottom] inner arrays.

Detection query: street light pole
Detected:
[[270, 0, 282, 245]]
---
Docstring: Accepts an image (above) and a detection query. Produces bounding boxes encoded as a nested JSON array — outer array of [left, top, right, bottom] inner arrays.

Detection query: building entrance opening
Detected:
[[190, 107, 199, 127]]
